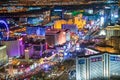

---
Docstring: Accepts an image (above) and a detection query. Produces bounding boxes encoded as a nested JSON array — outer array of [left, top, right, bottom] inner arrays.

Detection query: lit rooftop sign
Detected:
[[91, 56, 102, 62], [110, 56, 120, 61], [78, 59, 85, 64]]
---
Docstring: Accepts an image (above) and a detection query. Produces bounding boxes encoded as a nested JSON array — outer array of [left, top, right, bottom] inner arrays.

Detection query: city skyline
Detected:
[[0, 0, 120, 80]]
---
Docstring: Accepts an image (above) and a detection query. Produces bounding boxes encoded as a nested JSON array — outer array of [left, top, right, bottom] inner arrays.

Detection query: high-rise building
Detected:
[[45, 29, 66, 47], [74, 14, 86, 29], [106, 36, 120, 51], [45, 29, 60, 47], [0, 45, 8, 66], [24, 49, 29, 61], [58, 30, 66, 45], [3, 38, 24, 57], [76, 53, 120, 80], [106, 25, 120, 40], [65, 29, 71, 41]]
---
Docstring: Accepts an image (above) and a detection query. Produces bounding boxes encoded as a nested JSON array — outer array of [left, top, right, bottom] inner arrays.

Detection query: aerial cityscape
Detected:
[[0, 0, 120, 80]]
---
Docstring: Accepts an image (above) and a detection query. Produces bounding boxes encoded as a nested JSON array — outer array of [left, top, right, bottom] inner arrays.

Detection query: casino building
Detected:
[[0, 45, 8, 66], [76, 53, 120, 80]]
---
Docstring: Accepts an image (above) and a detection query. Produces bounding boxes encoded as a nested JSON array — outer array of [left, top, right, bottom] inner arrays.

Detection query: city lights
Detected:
[[54, 9, 62, 12], [99, 29, 106, 35], [0, 20, 9, 40], [0, 0, 120, 80], [64, 52, 68, 56], [100, 16, 104, 26]]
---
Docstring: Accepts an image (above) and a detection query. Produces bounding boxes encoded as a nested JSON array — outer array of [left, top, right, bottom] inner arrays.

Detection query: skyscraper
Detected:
[[76, 53, 120, 80]]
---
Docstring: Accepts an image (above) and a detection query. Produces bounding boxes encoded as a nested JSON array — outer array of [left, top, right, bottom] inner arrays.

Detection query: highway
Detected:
[[57, 72, 69, 80]]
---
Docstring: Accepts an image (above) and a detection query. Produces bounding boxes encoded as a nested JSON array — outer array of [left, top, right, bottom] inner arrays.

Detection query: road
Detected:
[[54, 71, 68, 80], [58, 72, 69, 80]]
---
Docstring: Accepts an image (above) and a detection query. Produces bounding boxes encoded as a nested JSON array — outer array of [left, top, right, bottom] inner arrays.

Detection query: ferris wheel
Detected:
[[0, 20, 9, 40]]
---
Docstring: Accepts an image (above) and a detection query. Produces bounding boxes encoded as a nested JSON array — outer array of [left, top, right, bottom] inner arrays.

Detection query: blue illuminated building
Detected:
[[26, 26, 45, 36], [27, 17, 43, 26]]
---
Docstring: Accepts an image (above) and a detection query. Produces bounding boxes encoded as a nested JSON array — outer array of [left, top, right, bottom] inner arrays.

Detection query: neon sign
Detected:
[[91, 56, 102, 62], [78, 59, 85, 64], [0, 20, 9, 40], [110, 56, 120, 61]]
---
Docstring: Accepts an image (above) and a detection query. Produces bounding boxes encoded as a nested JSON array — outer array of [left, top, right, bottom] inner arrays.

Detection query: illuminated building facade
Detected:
[[106, 36, 120, 51], [0, 45, 8, 66], [3, 39, 24, 57], [62, 24, 78, 33], [65, 29, 71, 41], [74, 14, 86, 29], [26, 26, 45, 36], [25, 49, 29, 61], [76, 53, 120, 80], [32, 44, 43, 58], [58, 30, 66, 45], [85, 48, 99, 55], [106, 25, 120, 40], [45, 29, 67, 47], [45, 29, 59, 47], [54, 20, 67, 29]]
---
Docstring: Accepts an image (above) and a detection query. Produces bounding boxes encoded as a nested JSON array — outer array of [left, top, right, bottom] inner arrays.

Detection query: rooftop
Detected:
[[78, 52, 120, 58]]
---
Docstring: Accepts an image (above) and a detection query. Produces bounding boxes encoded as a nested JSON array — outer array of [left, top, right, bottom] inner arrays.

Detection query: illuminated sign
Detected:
[[54, 9, 62, 12], [78, 59, 85, 64], [91, 56, 102, 62], [110, 56, 120, 61], [0, 20, 9, 40]]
